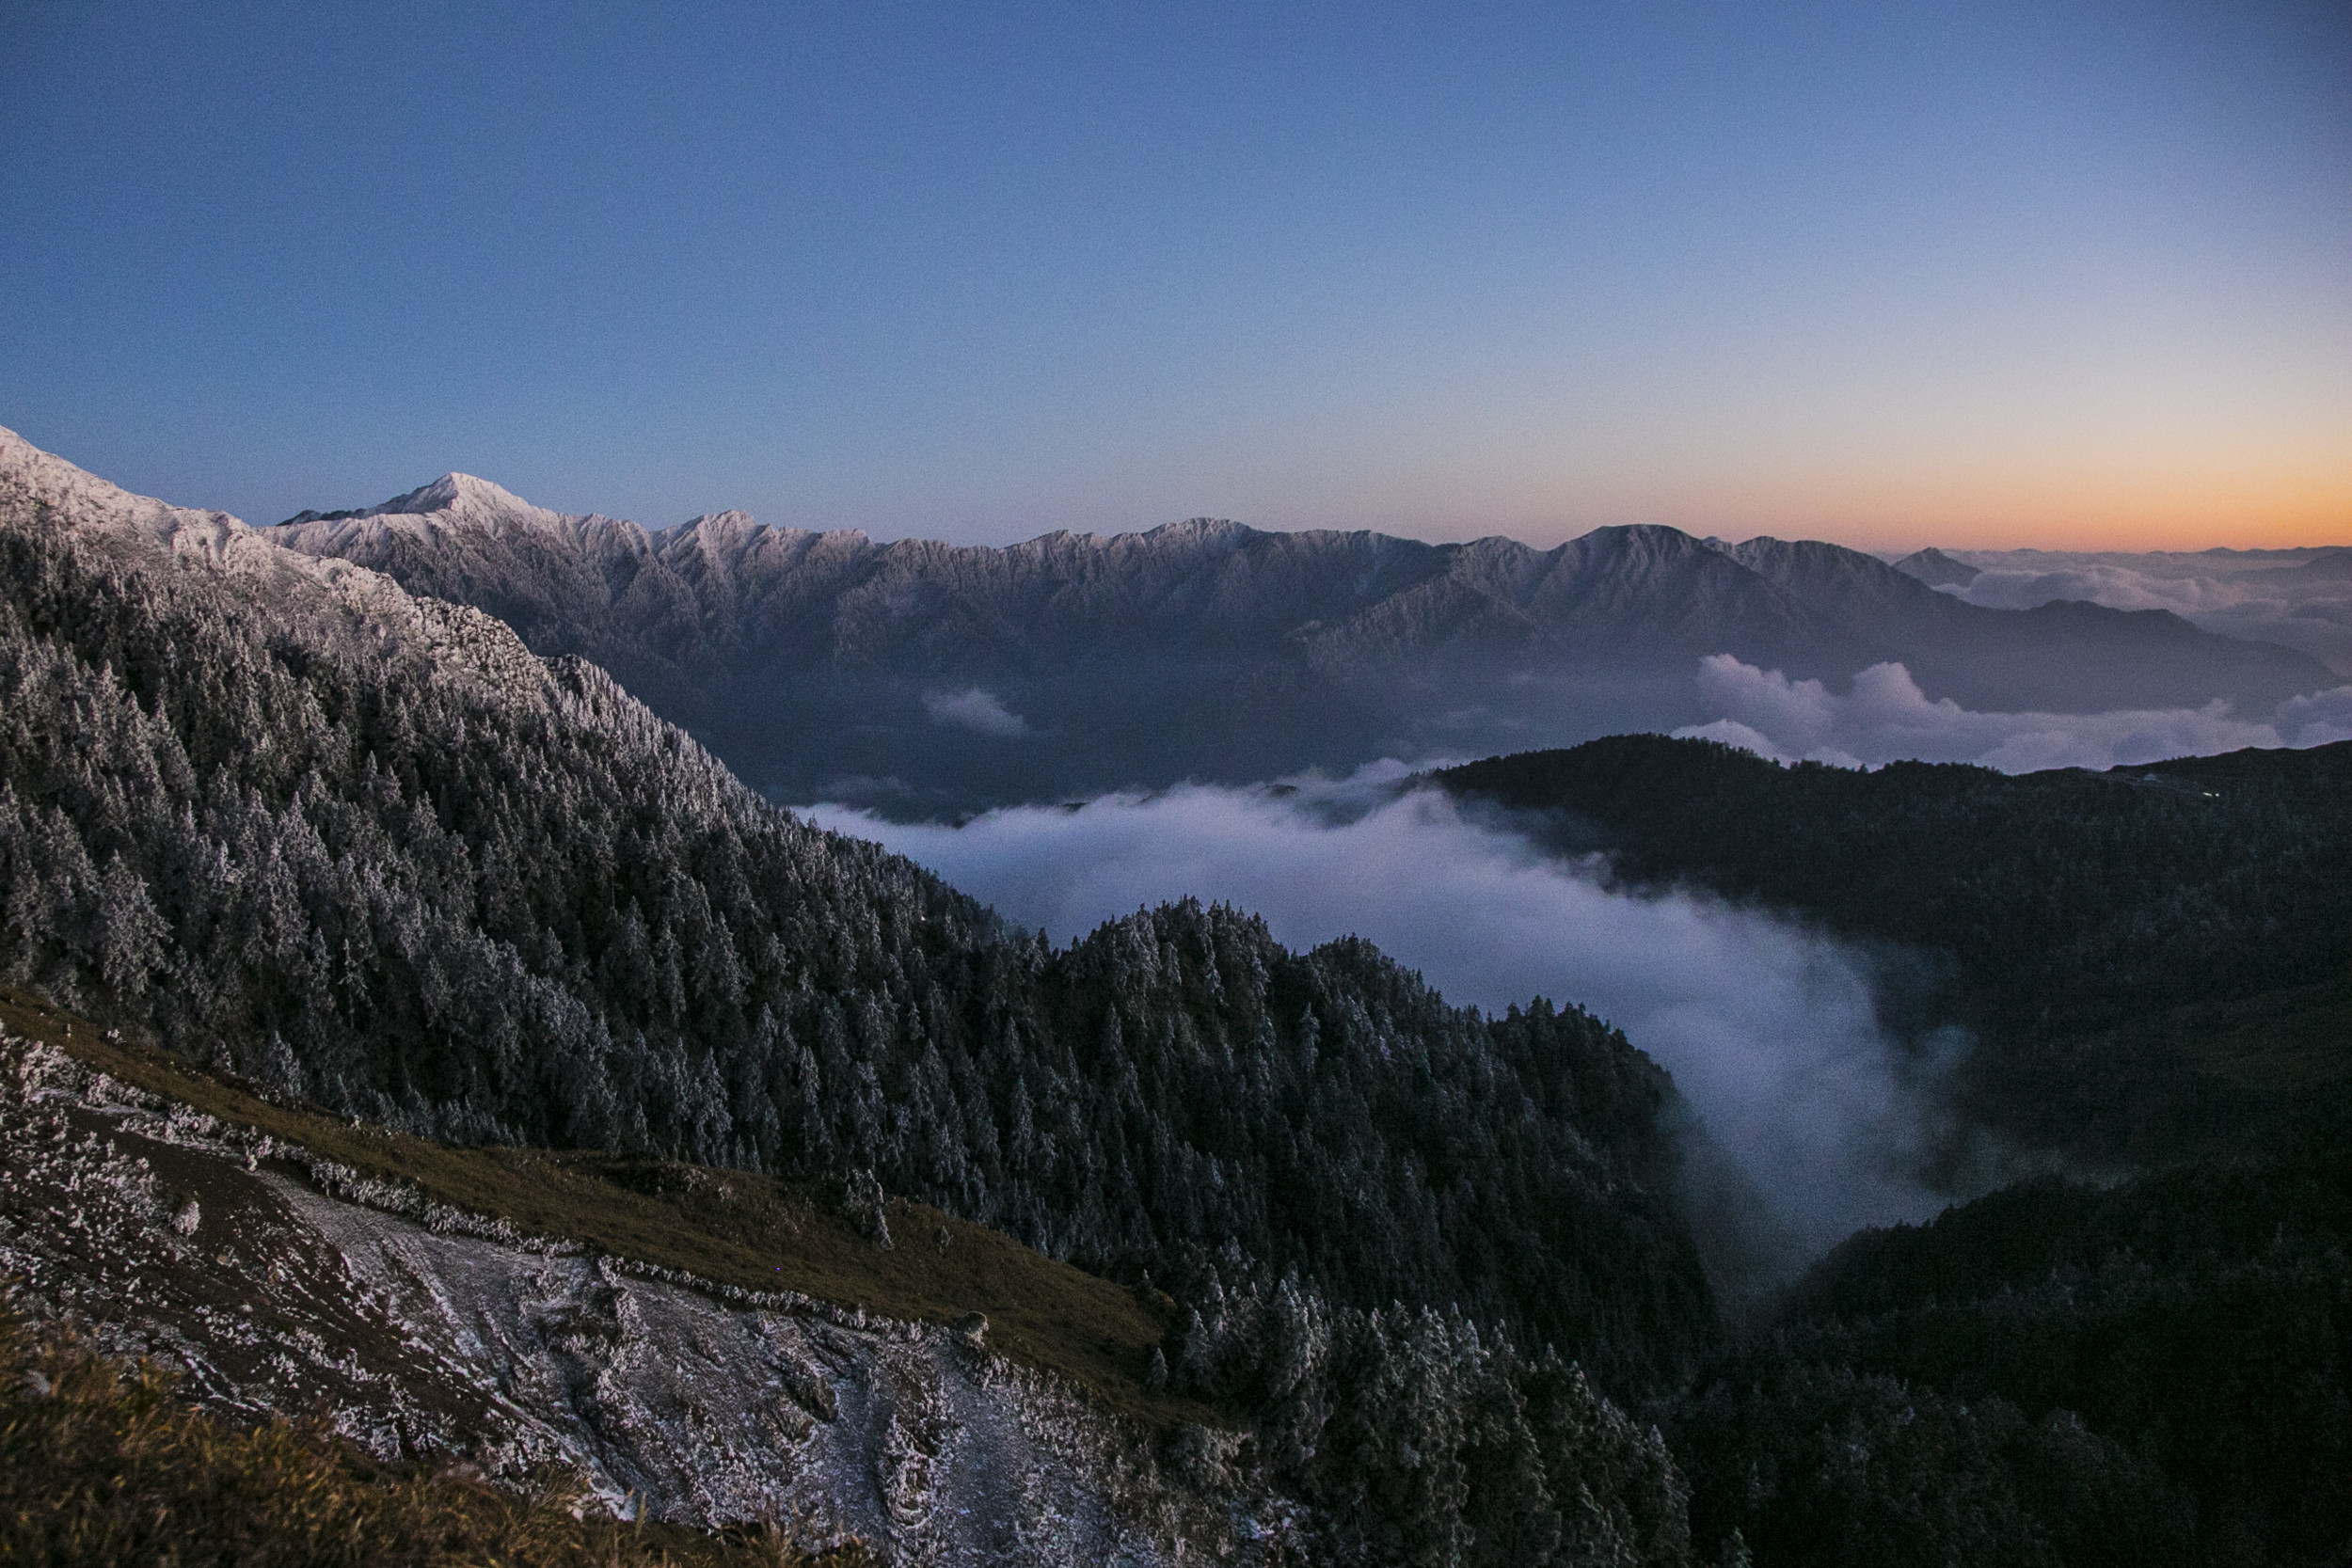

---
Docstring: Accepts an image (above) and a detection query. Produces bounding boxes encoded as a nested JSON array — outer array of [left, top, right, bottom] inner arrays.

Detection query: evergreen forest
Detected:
[[1442, 736, 2352, 1567]]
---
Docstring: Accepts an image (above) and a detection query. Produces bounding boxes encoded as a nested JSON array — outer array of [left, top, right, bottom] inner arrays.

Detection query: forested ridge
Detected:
[[1669, 1157, 2352, 1567], [1435, 733, 2352, 1038], [1436, 734, 2352, 1163], [0, 433, 1714, 1562], [1438, 735, 2352, 1565]]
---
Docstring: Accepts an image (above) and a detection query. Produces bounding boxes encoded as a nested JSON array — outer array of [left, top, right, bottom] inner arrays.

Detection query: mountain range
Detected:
[[271, 477, 2335, 811]]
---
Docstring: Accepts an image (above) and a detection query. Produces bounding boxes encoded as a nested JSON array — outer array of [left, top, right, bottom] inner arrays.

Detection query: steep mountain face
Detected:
[[1, 425, 1717, 1370], [271, 483, 2334, 813]]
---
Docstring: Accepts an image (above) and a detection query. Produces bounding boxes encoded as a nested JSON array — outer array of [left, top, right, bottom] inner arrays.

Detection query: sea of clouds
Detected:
[[1677, 655, 2352, 770], [810, 768, 1947, 1262], [823, 645, 2352, 1272]]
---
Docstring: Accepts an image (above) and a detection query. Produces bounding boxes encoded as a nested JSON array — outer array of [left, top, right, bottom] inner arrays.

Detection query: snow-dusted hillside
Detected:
[[0, 423, 1719, 1564]]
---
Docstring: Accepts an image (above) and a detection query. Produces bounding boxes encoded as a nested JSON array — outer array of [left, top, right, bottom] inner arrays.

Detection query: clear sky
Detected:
[[3, 1, 2347, 551]]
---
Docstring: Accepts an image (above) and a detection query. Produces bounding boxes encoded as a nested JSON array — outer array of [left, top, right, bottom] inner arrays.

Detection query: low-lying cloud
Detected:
[[922, 687, 1029, 736], [1679, 655, 2352, 771], [808, 769, 1947, 1264]]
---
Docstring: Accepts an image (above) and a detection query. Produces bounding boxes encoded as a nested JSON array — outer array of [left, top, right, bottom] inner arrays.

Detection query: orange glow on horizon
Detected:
[[1486, 463, 2352, 555], [1680, 483, 2352, 555]]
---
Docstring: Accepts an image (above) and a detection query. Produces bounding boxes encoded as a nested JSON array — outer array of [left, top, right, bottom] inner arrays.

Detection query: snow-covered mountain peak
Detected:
[[277, 472, 559, 531], [670, 508, 766, 544], [373, 471, 542, 520], [1148, 515, 1251, 542]]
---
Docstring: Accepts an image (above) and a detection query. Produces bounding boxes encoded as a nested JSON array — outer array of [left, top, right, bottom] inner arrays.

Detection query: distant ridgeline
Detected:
[[1436, 735, 2352, 1164], [266, 477, 2334, 814], [0, 430, 1709, 1415]]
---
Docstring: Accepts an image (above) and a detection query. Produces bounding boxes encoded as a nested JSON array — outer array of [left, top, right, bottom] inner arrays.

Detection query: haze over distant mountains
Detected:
[[274, 478, 2338, 813], [1892, 543, 2352, 677]]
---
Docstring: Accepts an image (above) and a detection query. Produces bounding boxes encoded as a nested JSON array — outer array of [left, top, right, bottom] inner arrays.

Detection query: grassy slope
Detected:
[[0, 981, 1216, 1431]]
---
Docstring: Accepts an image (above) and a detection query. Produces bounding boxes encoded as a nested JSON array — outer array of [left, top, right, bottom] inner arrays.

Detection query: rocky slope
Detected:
[[270, 480, 2335, 811], [0, 1022, 1252, 1565]]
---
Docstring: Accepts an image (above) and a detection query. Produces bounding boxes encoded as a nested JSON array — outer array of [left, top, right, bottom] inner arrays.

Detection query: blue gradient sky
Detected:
[[4, 1, 2347, 549]]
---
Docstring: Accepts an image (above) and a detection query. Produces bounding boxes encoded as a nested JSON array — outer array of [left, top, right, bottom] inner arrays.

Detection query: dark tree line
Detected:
[[1437, 734, 2352, 1041], [1667, 1157, 2352, 1568]]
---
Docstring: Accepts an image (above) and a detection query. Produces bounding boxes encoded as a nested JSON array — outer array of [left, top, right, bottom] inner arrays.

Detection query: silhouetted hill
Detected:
[[1889, 546, 1980, 588], [1724, 535, 2312, 712]]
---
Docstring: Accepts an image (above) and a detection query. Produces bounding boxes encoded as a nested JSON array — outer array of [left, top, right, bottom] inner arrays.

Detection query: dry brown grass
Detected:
[[0, 1307, 865, 1568]]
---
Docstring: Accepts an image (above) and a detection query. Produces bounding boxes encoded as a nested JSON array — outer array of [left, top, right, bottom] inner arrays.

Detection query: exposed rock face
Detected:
[[0, 1032, 1263, 1565], [271, 475, 2335, 812]]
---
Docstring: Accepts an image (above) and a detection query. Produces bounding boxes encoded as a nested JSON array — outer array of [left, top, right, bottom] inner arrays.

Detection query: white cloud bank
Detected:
[[922, 687, 1029, 736], [1677, 656, 2352, 771], [809, 769, 1946, 1258]]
